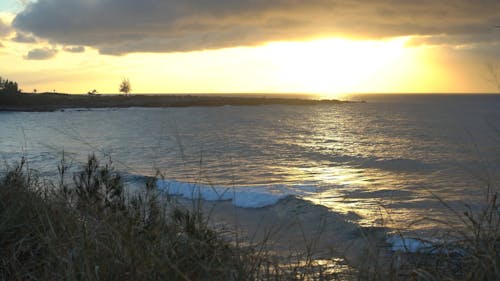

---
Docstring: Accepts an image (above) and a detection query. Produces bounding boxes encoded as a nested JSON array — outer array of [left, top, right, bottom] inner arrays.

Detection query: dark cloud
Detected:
[[12, 32, 37, 43], [63, 45, 85, 53], [25, 48, 57, 60], [12, 0, 500, 54], [0, 18, 11, 38]]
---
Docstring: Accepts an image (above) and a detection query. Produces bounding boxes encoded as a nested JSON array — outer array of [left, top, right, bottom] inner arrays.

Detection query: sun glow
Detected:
[[257, 37, 416, 98], [1, 32, 461, 95]]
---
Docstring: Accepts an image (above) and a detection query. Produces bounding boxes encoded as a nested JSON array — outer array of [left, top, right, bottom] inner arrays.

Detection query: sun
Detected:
[[258, 37, 411, 98]]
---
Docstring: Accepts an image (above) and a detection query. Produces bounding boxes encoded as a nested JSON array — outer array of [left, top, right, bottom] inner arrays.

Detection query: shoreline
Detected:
[[0, 93, 355, 112]]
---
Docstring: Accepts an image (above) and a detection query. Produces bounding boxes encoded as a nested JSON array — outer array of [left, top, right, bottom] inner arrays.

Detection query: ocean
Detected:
[[1, 94, 500, 241]]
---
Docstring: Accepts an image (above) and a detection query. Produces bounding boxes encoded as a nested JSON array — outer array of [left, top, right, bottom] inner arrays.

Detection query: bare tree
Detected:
[[119, 78, 131, 95]]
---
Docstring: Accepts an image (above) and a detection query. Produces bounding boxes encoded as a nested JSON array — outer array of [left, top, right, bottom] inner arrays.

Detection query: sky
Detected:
[[0, 0, 499, 97]]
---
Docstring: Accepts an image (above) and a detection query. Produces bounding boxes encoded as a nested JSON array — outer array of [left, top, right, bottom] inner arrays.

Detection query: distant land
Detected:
[[0, 93, 353, 112]]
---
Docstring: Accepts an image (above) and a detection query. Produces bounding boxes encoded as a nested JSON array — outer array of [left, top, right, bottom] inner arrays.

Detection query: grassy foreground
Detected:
[[0, 155, 499, 280], [0, 155, 348, 281]]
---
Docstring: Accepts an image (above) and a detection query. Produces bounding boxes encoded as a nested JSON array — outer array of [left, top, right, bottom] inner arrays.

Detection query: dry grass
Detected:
[[350, 184, 500, 280]]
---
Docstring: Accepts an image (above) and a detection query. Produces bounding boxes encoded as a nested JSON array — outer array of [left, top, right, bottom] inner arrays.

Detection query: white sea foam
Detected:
[[388, 236, 467, 255], [388, 236, 434, 253], [156, 179, 316, 208]]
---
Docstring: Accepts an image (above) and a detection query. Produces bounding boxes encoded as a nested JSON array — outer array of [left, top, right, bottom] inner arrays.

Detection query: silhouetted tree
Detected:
[[0, 76, 21, 95], [119, 78, 131, 95]]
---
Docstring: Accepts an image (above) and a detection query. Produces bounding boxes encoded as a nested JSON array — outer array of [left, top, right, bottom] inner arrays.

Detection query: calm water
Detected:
[[1, 94, 500, 232]]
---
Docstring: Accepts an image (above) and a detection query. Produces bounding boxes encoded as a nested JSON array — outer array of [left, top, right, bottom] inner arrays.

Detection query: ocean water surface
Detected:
[[1, 94, 500, 236]]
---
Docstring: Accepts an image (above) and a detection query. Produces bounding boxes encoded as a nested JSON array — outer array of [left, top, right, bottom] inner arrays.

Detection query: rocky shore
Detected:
[[0, 93, 352, 112]]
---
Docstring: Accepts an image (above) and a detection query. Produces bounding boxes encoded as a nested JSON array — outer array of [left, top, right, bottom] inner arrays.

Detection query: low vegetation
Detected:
[[0, 155, 244, 280], [0, 155, 498, 280]]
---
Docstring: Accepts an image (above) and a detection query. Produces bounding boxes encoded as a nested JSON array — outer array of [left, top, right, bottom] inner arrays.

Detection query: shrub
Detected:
[[0, 155, 249, 280]]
